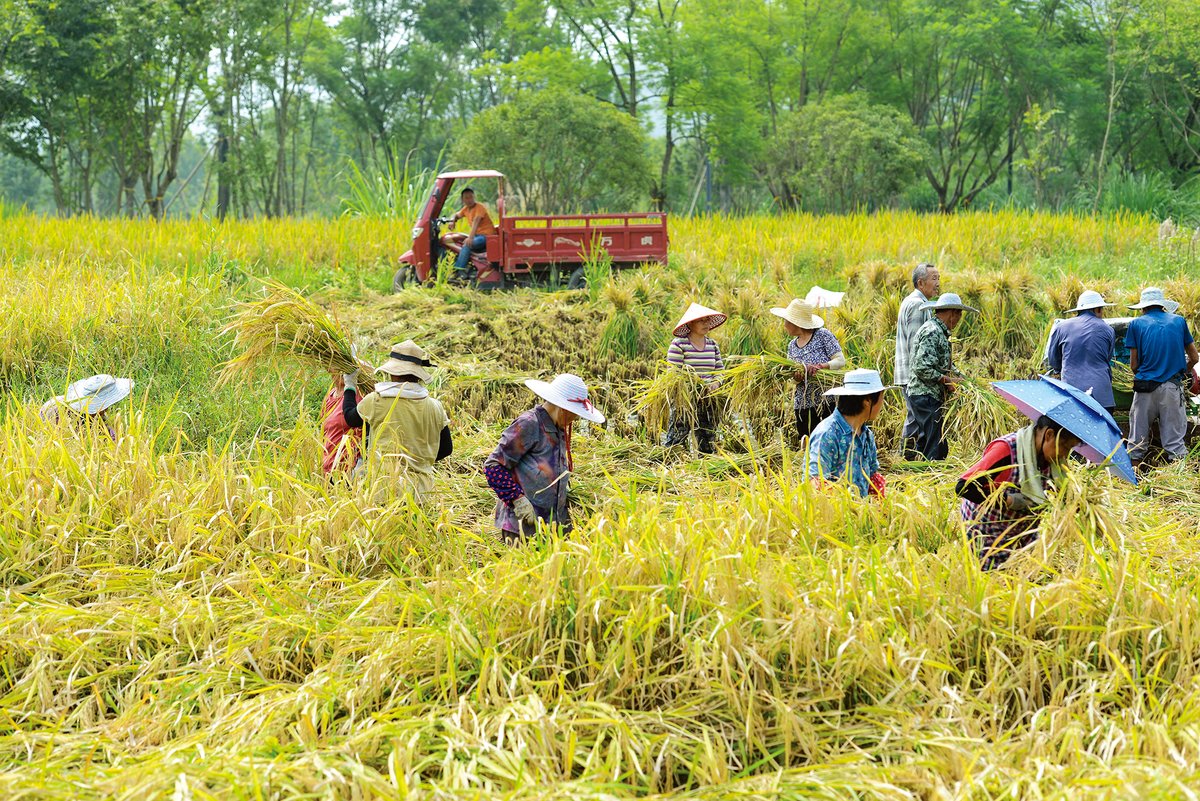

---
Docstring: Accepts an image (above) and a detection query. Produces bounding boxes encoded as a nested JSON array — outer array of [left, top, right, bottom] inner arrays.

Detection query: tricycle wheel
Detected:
[[567, 266, 588, 290], [393, 264, 416, 292]]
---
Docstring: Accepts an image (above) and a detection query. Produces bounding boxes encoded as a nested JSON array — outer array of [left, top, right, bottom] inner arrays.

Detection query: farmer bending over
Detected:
[[442, 186, 496, 281], [342, 340, 452, 503], [40, 374, 134, 442], [807, 369, 894, 498], [956, 415, 1080, 569], [485, 374, 605, 545]]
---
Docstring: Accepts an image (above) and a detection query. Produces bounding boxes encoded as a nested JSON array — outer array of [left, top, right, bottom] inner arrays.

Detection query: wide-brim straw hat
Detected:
[[525, 373, 606, 424], [54, 374, 134, 414], [823, 368, 897, 397], [672, 303, 727, 337], [920, 292, 979, 313], [1066, 290, 1115, 314], [1128, 287, 1180, 313], [770, 299, 824, 330], [375, 340, 434, 382]]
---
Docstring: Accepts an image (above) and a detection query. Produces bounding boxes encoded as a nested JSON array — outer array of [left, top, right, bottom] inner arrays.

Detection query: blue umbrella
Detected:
[[990, 375, 1137, 485]]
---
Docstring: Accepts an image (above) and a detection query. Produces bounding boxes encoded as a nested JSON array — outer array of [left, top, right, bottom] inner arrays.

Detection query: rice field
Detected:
[[3, 210, 1200, 799]]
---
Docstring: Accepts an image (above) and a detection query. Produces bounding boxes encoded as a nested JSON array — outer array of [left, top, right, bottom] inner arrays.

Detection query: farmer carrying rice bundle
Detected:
[[771, 298, 846, 440], [664, 303, 727, 454], [958, 376, 1136, 569], [341, 340, 453, 503], [40, 374, 134, 442], [485, 374, 605, 544], [807, 369, 894, 498]]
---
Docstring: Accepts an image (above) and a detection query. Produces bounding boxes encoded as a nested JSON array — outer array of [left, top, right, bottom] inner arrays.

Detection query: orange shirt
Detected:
[[458, 203, 496, 236]]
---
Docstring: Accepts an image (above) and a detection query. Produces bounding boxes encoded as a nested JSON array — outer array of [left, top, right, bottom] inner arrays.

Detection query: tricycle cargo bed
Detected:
[[503, 214, 668, 269]]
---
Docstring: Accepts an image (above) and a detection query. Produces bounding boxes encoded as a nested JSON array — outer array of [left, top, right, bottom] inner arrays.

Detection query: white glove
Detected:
[[513, 496, 537, 525], [343, 368, 358, 393], [1004, 488, 1035, 512]]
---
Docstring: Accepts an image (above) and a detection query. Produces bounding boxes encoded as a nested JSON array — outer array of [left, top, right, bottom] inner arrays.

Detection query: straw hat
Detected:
[[1065, 290, 1114, 314], [1128, 287, 1180, 313], [375, 340, 433, 381], [823, 369, 897, 397], [525, 373, 606, 424], [920, 292, 979, 313], [52, 374, 134, 414], [770, 299, 824, 330], [672, 303, 727, 337]]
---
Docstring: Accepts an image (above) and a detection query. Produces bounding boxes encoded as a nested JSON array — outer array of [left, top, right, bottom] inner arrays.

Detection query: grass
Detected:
[[1, 208, 1199, 798]]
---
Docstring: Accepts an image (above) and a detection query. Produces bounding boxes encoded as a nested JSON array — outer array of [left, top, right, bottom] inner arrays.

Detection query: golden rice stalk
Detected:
[[1111, 360, 1133, 395], [218, 279, 375, 393], [633, 365, 713, 437], [947, 376, 1021, 446]]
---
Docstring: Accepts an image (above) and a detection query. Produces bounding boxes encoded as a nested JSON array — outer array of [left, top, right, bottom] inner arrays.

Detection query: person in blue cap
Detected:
[[1124, 287, 1198, 466], [807, 369, 897, 498]]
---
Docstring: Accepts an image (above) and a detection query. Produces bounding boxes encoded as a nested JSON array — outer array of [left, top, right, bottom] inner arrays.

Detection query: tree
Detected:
[[452, 88, 648, 212], [764, 94, 927, 212]]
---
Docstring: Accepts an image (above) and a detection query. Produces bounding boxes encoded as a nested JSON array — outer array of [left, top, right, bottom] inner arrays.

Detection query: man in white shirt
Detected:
[[895, 262, 940, 459]]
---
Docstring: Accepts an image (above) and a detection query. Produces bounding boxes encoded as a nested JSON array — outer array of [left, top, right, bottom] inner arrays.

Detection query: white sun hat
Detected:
[[53, 374, 134, 414], [525, 373, 606, 424], [375, 340, 434, 382], [823, 368, 897, 397], [920, 292, 980, 313], [1065, 290, 1115, 314], [672, 303, 727, 337], [770, 299, 824, 330], [1128, 287, 1180, 313]]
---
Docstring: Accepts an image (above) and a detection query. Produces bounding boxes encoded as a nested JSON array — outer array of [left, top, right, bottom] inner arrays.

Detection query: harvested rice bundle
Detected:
[[597, 283, 644, 359], [719, 354, 847, 431], [947, 376, 1020, 447], [219, 279, 374, 392], [633, 365, 714, 438], [1112, 360, 1134, 395]]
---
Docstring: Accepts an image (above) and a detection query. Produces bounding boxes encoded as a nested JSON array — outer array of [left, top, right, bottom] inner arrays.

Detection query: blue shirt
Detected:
[[806, 409, 880, 497], [1047, 312, 1116, 409], [1125, 309, 1193, 384]]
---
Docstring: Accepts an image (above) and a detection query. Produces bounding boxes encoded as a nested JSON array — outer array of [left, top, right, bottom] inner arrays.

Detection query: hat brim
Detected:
[[921, 302, 979, 313], [1128, 300, 1180, 313], [525, 378, 606, 424], [673, 313, 727, 338], [65, 378, 134, 413], [375, 359, 432, 382], [770, 307, 824, 329], [823, 383, 899, 397], [1066, 302, 1115, 313]]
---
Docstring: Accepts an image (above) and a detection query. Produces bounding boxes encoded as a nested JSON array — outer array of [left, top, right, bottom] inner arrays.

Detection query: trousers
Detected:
[[901, 389, 921, 459], [665, 397, 719, 453], [1129, 380, 1187, 461], [909, 391, 948, 461]]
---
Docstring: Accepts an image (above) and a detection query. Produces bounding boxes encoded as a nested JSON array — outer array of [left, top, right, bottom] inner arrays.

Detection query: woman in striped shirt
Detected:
[[664, 303, 726, 453]]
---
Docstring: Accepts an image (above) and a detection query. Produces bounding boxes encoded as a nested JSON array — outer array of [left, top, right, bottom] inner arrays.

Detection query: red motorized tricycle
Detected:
[[394, 169, 669, 291]]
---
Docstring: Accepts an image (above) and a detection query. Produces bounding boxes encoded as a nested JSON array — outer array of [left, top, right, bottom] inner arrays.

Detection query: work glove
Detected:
[[513, 495, 538, 526], [1004, 488, 1035, 512], [343, 345, 360, 392]]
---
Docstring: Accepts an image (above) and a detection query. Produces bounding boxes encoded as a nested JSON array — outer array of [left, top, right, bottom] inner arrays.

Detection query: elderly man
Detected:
[[1125, 287, 1198, 465], [907, 292, 978, 461], [1047, 290, 1117, 414], [895, 262, 940, 459]]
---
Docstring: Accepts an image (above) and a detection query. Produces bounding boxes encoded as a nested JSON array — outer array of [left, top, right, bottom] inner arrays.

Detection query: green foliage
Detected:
[[452, 89, 650, 213], [340, 152, 441, 225], [1075, 171, 1200, 221], [765, 95, 928, 213]]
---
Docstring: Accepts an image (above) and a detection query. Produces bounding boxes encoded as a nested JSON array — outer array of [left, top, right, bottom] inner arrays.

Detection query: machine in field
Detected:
[[394, 169, 669, 291]]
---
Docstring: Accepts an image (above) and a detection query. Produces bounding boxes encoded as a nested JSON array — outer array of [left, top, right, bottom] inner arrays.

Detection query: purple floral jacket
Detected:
[[485, 406, 571, 533]]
